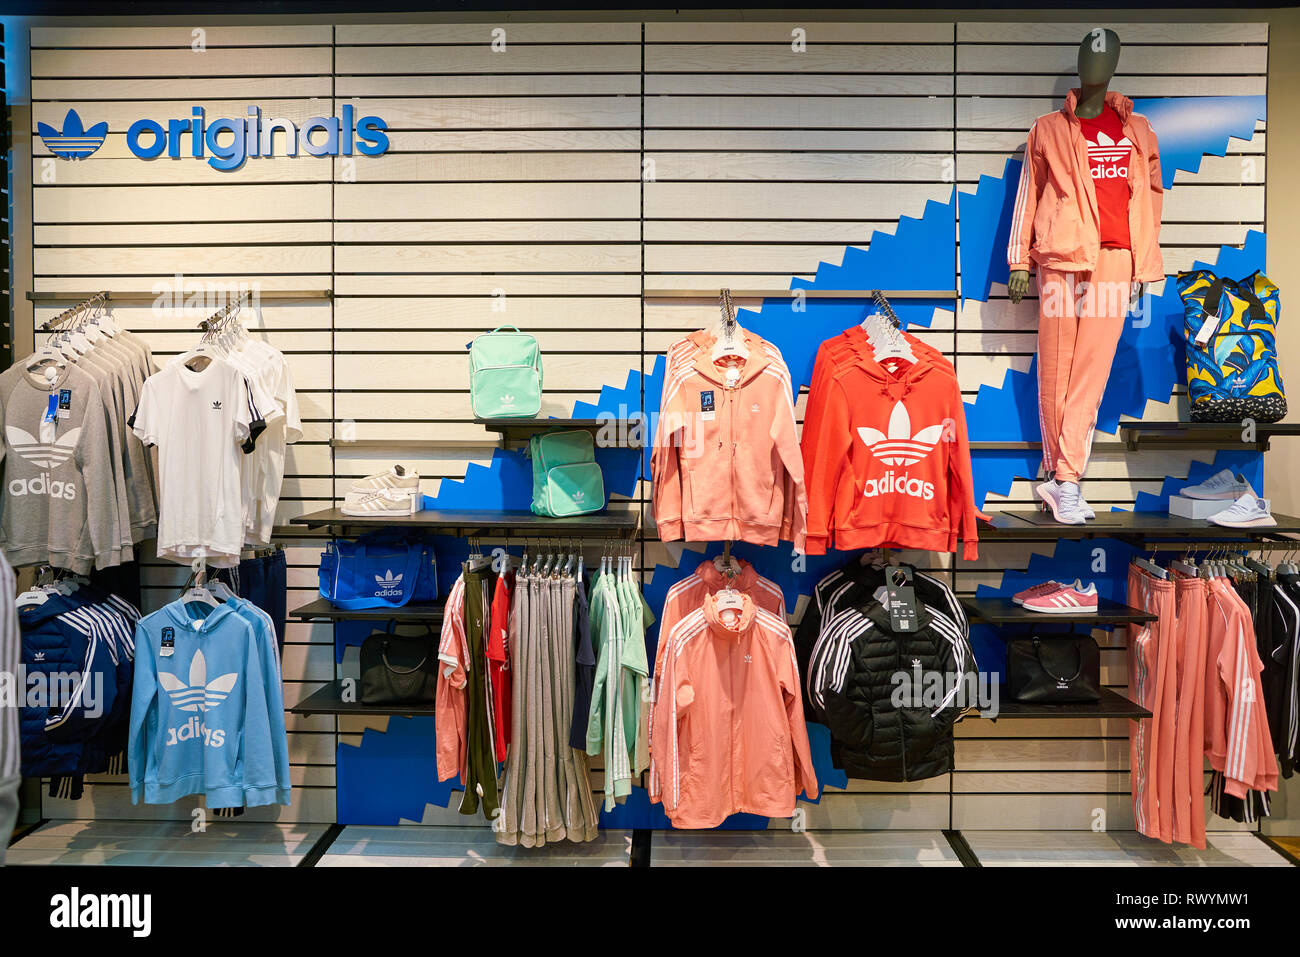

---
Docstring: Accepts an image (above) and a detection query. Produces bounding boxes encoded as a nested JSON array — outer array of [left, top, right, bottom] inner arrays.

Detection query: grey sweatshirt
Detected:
[[0, 554, 18, 863], [0, 363, 118, 574]]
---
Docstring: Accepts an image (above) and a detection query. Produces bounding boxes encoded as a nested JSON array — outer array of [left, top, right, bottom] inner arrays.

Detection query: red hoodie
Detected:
[[801, 348, 981, 559]]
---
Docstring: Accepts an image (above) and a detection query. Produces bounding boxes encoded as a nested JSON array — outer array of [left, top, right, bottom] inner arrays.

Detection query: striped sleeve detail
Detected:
[[0, 558, 19, 781]]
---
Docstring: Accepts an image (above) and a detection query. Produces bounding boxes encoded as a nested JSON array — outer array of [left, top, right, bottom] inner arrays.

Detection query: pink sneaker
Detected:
[[1012, 581, 1063, 606], [1023, 580, 1099, 614]]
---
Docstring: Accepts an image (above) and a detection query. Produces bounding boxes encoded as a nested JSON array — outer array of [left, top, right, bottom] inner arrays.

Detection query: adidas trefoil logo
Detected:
[[33, 651, 45, 662], [572, 490, 585, 502], [374, 569, 404, 597], [158, 649, 238, 713], [499, 394, 515, 405], [211, 400, 223, 411], [857, 402, 942, 466], [37, 109, 108, 160]]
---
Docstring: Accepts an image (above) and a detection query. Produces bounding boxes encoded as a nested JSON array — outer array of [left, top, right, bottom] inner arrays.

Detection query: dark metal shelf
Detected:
[[474, 416, 645, 448], [975, 686, 1151, 721], [973, 509, 1300, 543], [288, 679, 436, 717], [962, 596, 1156, 627], [289, 597, 445, 623], [290, 503, 641, 536], [1120, 421, 1300, 452]]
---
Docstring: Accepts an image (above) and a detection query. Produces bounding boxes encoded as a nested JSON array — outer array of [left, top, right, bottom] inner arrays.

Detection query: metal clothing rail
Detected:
[[40, 290, 109, 331], [1144, 540, 1300, 552], [643, 289, 957, 299], [27, 290, 333, 303]]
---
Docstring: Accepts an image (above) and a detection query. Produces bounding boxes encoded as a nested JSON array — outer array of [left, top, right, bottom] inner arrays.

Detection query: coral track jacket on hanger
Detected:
[[652, 330, 807, 551], [650, 591, 817, 828], [801, 344, 982, 559], [647, 557, 787, 805], [1007, 89, 1164, 282]]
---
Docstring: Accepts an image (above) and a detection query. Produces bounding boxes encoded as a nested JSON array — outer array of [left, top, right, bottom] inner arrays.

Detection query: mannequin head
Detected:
[[1078, 28, 1121, 87]]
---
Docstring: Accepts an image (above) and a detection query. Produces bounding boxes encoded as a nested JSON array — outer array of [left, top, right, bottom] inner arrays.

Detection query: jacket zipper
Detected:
[[897, 638, 909, 782]]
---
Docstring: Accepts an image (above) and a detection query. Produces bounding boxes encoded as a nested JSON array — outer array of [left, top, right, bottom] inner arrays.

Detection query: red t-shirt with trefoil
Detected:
[[1078, 105, 1132, 249]]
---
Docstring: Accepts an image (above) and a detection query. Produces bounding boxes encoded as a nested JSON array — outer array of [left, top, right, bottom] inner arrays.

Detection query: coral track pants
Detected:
[[1036, 247, 1134, 483]]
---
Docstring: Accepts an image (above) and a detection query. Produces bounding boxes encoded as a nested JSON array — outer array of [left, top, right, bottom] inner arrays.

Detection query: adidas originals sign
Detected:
[[39, 106, 390, 172]]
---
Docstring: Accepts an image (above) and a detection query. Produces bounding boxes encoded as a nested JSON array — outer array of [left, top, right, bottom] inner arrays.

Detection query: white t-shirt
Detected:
[[232, 340, 301, 546], [133, 356, 281, 566]]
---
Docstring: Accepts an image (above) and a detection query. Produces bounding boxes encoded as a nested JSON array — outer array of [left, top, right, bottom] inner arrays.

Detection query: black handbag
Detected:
[[359, 622, 438, 706], [1005, 635, 1101, 704]]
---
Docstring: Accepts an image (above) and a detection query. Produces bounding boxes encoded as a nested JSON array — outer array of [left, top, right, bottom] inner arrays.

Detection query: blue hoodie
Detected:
[[129, 599, 290, 808]]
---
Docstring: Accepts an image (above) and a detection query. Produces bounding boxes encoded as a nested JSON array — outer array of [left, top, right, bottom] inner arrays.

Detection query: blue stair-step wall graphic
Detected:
[[335, 94, 1269, 827]]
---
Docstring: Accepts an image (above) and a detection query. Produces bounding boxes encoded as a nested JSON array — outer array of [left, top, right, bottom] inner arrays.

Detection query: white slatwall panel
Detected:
[[23, 18, 1269, 836]]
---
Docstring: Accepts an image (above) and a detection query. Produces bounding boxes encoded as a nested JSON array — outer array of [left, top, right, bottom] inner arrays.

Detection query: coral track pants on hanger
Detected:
[[1036, 247, 1134, 483]]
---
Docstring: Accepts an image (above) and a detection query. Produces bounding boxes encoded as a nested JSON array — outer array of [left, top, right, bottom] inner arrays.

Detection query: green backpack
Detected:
[[527, 430, 606, 517], [468, 325, 542, 419]]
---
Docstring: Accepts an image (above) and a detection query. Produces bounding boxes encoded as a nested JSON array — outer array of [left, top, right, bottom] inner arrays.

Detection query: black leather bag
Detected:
[[359, 623, 438, 705], [1005, 635, 1101, 704]]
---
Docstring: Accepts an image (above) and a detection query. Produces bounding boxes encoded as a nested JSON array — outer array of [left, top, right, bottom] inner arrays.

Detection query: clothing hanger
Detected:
[[867, 291, 915, 365], [180, 560, 221, 608], [1170, 544, 1197, 578], [1133, 547, 1167, 580], [710, 288, 750, 367]]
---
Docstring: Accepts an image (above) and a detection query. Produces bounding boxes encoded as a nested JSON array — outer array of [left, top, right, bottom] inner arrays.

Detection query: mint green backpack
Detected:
[[468, 325, 542, 418], [527, 430, 606, 517]]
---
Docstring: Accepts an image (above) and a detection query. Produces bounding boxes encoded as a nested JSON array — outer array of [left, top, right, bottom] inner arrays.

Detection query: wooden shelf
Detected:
[[289, 598, 445, 623], [973, 686, 1151, 721], [290, 503, 641, 537], [288, 679, 436, 717], [962, 596, 1156, 627]]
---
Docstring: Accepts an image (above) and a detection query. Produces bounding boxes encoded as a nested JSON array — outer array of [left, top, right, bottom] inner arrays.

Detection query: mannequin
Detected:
[[1009, 29, 1121, 304], [1006, 28, 1164, 524]]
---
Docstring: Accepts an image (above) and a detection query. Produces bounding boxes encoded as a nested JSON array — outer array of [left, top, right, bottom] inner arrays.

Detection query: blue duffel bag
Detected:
[[319, 531, 439, 609]]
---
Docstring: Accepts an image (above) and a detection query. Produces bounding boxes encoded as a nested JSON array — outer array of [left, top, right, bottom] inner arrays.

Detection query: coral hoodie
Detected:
[[651, 591, 817, 828], [1008, 89, 1164, 282], [652, 330, 807, 550], [801, 350, 981, 559]]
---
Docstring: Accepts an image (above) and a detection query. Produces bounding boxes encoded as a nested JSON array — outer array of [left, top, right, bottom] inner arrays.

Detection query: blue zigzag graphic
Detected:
[[337, 716, 461, 824], [1133, 96, 1267, 190], [338, 94, 1268, 829], [965, 230, 1267, 506]]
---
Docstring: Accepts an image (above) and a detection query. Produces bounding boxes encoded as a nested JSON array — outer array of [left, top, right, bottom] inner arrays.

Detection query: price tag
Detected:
[[160, 626, 176, 657], [884, 566, 918, 633]]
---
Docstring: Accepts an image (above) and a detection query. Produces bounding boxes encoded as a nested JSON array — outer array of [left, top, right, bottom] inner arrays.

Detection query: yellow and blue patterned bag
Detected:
[[1177, 270, 1286, 423]]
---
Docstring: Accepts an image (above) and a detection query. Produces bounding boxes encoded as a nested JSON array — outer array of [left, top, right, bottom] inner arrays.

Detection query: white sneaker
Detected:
[[1182, 469, 1252, 501], [1208, 493, 1276, 528], [1042, 473, 1095, 519], [350, 465, 419, 495], [1035, 480, 1087, 525], [342, 488, 421, 517]]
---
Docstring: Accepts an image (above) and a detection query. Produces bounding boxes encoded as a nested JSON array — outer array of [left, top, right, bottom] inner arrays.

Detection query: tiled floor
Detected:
[[318, 825, 633, 866], [5, 820, 328, 866], [6, 822, 1297, 866], [650, 828, 964, 866], [964, 830, 1294, 867]]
